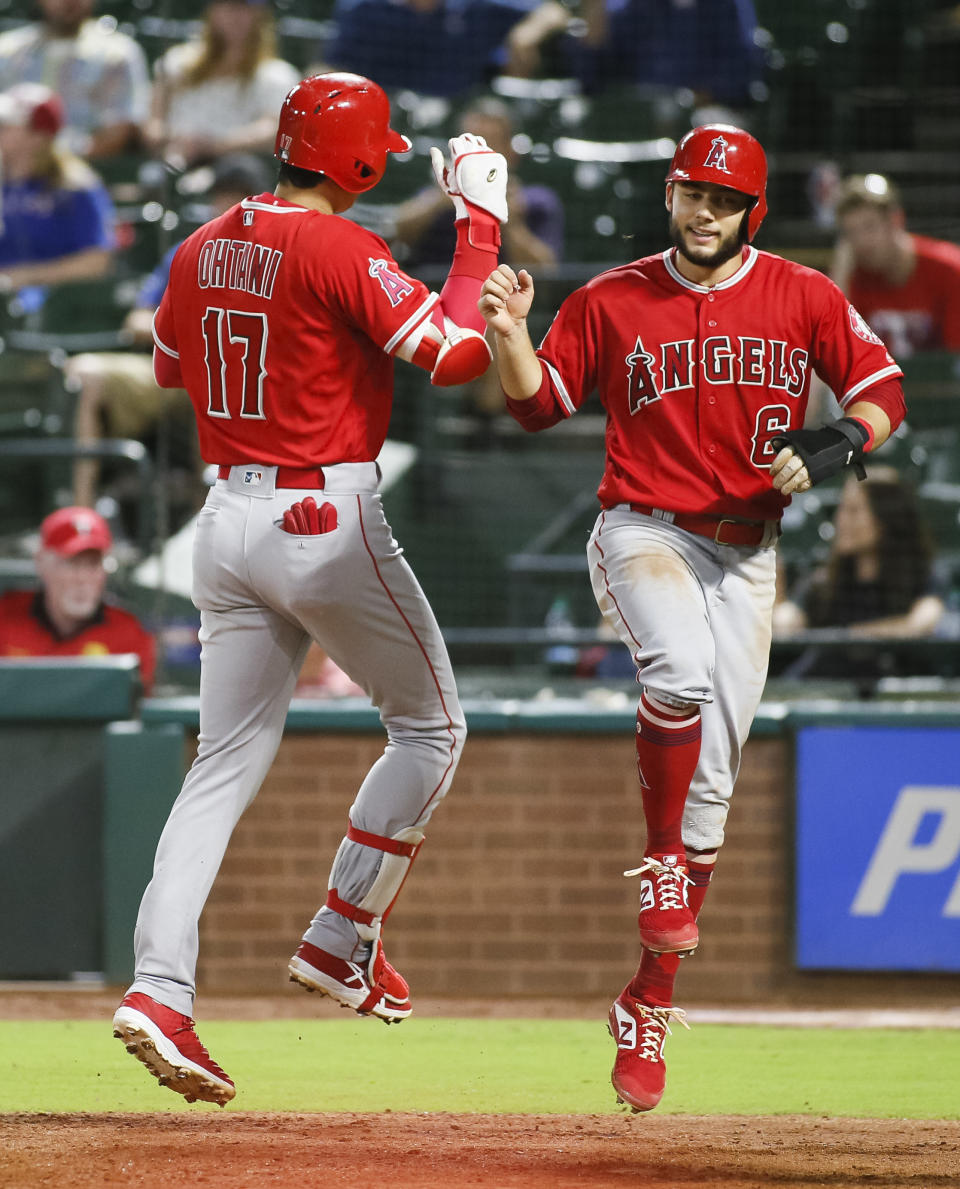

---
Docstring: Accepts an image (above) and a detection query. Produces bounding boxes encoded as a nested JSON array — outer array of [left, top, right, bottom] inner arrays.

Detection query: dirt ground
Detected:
[[3, 990, 959, 1189], [4, 1112, 959, 1189]]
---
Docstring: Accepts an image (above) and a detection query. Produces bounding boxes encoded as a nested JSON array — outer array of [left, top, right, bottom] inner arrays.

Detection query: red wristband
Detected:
[[846, 415, 875, 452]]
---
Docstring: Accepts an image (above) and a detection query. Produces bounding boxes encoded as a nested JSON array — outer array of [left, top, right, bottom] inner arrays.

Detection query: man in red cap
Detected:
[[0, 506, 155, 691]]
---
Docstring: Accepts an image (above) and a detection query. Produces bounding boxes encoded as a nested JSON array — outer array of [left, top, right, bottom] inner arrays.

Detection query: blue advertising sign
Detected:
[[795, 726, 960, 970]]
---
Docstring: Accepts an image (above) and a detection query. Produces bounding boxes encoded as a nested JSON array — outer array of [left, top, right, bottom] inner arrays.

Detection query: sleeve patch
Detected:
[[848, 303, 885, 346], [369, 257, 416, 308]]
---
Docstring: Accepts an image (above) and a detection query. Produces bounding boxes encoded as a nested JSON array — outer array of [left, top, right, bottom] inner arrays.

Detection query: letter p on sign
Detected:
[[851, 786, 960, 916]]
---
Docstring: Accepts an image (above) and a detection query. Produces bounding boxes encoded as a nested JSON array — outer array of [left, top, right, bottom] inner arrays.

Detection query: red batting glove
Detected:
[[282, 501, 309, 534], [282, 497, 337, 534], [301, 496, 321, 534], [319, 502, 338, 532]]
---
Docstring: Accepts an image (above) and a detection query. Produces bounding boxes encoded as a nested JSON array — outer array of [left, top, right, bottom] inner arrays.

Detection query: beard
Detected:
[[670, 215, 744, 270]]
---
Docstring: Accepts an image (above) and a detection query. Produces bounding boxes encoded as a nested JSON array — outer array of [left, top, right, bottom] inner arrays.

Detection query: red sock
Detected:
[[636, 691, 702, 857], [630, 859, 715, 1006]]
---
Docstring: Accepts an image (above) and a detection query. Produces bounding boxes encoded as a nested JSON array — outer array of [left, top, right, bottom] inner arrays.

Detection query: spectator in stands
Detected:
[[0, 506, 155, 692], [325, 0, 571, 98], [0, 84, 114, 301], [392, 96, 562, 428], [572, 0, 763, 118], [69, 153, 272, 509], [832, 173, 960, 359], [0, 0, 149, 159], [146, 0, 299, 170], [393, 97, 563, 270], [772, 468, 946, 677]]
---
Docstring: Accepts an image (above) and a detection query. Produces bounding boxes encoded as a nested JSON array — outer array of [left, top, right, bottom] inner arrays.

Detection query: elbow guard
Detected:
[[429, 327, 493, 387]]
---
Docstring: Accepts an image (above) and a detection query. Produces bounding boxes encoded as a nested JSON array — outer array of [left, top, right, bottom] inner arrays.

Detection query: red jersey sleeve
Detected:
[[811, 275, 903, 409], [322, 222, 437, 358], [507, 286, 598, 431], [152, 288, 184, 388]]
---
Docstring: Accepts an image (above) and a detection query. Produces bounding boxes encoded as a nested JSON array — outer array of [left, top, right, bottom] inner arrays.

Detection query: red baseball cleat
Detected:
[[626, 854, 699, 956], [288, 938, 412, 1022], [112, 992, 235, 1106], [608, 989, 690, 1112]]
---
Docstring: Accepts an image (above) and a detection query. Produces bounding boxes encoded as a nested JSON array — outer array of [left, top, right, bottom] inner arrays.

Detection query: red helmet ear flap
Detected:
[[666, 124, 768, 241], [274, 72, 410, 193]]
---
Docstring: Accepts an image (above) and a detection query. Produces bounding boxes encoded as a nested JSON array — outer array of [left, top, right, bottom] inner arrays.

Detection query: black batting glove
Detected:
[[770, 417, 870, 487]]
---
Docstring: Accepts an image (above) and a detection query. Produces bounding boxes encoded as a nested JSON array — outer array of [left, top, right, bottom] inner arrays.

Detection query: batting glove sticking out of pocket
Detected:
[[281, 497, 338, 535]]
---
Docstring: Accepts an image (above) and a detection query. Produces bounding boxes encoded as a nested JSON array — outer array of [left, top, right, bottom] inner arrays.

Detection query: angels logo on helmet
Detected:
[[702, 136, 731, 173]]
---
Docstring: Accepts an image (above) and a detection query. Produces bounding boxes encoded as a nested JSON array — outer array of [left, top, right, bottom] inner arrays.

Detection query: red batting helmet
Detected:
[[666, 123, 768, 241], [273, 72, 411, 194]]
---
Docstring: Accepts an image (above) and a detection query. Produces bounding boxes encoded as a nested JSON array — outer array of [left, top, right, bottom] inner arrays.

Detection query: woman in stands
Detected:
[[0, 83, 114, 299], [773, 466, 948, 675], [146, 0, 299, 169]]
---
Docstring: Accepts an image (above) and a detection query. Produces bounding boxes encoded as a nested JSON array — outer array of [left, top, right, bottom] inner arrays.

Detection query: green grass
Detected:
[[2, 1018, 957, 1118]]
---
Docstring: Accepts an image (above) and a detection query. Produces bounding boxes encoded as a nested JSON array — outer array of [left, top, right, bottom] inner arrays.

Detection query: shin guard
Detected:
[[326, 824, 425, 942]]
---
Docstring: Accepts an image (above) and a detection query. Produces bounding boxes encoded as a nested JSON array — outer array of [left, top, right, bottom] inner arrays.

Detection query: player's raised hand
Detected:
[[431, 133, 508, 223], [479, 265, 533, 335], [769, 445, 812, 495]]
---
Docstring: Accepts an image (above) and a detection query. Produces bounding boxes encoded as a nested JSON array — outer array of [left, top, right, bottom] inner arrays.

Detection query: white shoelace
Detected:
[[636, 1005, 691, 1061], [624, 858, 692, 911]]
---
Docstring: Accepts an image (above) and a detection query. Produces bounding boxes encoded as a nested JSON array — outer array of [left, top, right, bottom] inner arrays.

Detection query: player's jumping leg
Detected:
[[610, 852, 715, 1111], [589, 513, 716, 959], [629, 689, 702, 955], [115, 592, 310, 1101], [282, 490, 466, 1020]]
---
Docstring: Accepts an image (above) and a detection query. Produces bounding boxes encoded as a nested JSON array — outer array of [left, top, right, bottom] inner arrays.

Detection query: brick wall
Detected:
[[195, 729, 955, 1006]]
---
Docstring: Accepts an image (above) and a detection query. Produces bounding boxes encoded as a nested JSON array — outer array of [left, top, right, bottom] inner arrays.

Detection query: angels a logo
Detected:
[[703, 135, 731, 173], [848, 303, 885, 347], [626, 335, 661, 414], [368, 258, 415, 308]]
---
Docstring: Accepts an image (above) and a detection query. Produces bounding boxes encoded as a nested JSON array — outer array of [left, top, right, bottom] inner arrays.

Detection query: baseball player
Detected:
[[112, 72, 509, 1105], [480, 124, 905, 1112]]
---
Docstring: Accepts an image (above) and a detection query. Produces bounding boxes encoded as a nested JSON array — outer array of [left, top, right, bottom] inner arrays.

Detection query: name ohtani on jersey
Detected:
[[626, 334, 809, 413]]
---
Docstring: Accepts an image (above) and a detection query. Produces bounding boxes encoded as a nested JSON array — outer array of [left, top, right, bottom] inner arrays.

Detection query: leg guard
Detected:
[[326, 824, 425, 942]]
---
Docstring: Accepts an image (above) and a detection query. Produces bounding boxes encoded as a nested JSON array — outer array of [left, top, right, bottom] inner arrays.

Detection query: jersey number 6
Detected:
[[201, 307, 269, 420], [750, 403, 792, 467]]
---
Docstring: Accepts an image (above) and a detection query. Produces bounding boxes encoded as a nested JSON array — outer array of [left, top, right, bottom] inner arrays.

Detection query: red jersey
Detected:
[[848, 233, 960, 357], [0, 589, 156, 692], [152, 193, 439, 467], [509, 246, 902, 522]]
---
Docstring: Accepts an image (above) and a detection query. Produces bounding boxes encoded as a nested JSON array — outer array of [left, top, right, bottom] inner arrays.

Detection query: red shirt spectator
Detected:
[[0, 506, 155, 691], [834, 173, 960, 358]]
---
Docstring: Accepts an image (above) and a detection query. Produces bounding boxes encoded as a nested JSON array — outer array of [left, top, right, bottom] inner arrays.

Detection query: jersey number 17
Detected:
[[201, 306, 269, 420]]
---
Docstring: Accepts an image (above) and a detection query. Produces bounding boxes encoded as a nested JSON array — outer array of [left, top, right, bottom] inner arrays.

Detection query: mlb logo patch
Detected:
[[243, 470, 264, 486]]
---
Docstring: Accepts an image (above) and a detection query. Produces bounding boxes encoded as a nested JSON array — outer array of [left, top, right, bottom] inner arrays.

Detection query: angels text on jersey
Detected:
[[625, 334, 809, 413]]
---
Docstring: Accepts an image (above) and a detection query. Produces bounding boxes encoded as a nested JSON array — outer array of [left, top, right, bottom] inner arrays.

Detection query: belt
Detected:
[[217, 464, 325, 489], [628, 504, 778, 547]]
